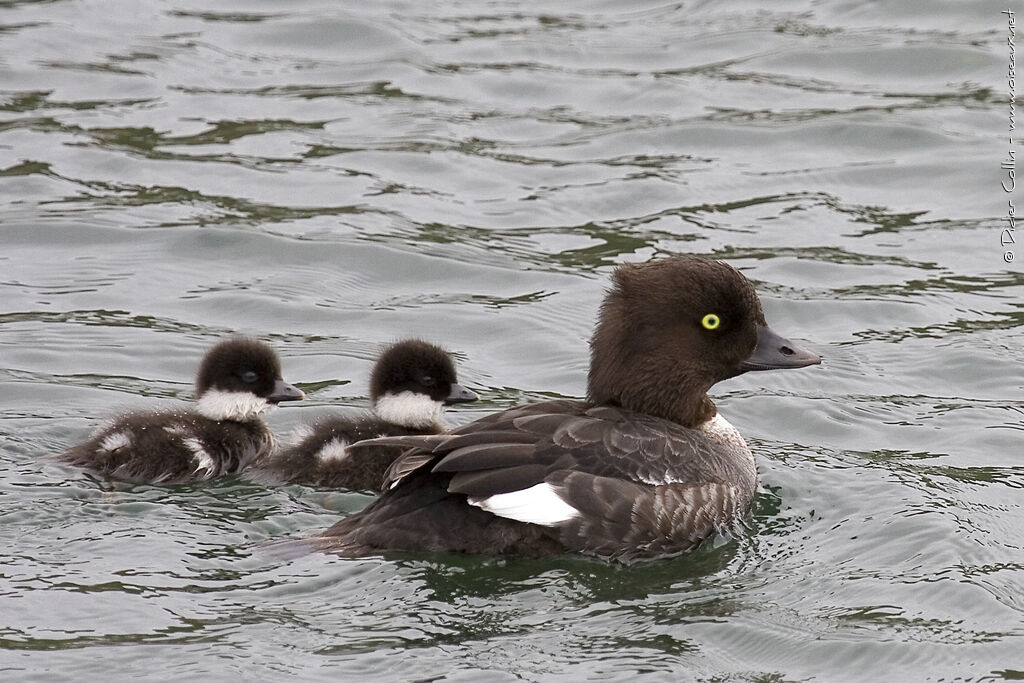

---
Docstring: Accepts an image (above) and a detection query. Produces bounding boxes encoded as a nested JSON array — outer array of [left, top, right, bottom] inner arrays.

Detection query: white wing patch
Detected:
[[184, 437, 216, 478], [196, 390, 269, 421], [99, 431, 131, 453], [374, 391, 444, 429], [468, 483, 580, 527], [316, 437, 350, 463], [636, 471, 677, 486]]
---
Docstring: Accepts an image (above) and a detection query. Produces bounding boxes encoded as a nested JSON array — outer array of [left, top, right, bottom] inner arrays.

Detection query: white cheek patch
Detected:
[[468, 482, 581, 527], [316, 438, 350, 463], [99, 431, 132, 453], [373, 391, 444, 429], [196, 390, 269, 422]]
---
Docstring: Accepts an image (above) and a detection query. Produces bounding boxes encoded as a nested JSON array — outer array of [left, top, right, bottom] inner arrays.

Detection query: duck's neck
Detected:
[[603, 389, 717, 428], [670, 394, 717, 428], [589, 364, 718, 428]]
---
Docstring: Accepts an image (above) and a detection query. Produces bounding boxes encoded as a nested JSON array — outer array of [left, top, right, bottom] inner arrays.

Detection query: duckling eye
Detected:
[[701, 313, 721, 331], [240, 370, 259, 383], [419, 374, 436, 387]]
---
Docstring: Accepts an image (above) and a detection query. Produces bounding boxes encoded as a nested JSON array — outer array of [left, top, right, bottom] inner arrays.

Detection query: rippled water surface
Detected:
[[2, 0, 1022, 680]]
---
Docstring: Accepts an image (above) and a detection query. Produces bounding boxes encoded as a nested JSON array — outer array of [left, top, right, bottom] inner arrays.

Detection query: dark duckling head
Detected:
[[195, 338, 304, 421], [369, 339, 478, 429]]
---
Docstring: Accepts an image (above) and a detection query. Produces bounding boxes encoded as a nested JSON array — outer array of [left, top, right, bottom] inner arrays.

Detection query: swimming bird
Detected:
[[310, 257, 820, 562], [57, 337, 304, 484], [248, 339, 478, 491]]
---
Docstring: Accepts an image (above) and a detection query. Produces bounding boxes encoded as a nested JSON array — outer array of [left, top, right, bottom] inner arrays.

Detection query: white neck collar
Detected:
[[196, 390, 270, 422], [373, 391, 445, 430]]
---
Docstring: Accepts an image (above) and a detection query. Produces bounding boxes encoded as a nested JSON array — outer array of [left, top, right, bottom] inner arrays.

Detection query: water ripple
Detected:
[[1, 0, 1021, 679]]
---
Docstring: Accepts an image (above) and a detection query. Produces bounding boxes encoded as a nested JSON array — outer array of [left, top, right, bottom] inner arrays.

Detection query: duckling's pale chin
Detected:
[[196, 390, 271, 422], [373, 391, 445, 430]]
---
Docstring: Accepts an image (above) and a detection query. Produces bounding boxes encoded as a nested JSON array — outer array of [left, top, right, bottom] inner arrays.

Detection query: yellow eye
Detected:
[[701, 313, 721, 330]]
